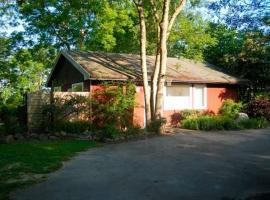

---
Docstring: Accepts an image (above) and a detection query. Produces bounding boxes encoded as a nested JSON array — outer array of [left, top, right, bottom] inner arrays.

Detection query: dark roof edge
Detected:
[[46, 51, 91, 87]]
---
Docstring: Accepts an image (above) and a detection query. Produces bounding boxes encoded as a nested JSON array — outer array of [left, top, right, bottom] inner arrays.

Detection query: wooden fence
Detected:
[[27, 91, 90, 132]]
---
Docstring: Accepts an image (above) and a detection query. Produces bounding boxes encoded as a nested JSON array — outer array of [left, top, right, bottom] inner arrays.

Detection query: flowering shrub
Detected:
[[247, 98, 270, 120]]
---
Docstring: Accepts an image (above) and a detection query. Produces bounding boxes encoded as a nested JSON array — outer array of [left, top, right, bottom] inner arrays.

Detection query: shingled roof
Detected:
[[47, 50, 247, 86]]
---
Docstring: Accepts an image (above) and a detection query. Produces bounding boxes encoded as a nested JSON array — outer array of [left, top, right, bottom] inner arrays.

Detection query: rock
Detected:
[[5, 135, 14, 144], [60, 131, 66, 137], [38, 134, 48, 140], [104, 138, 114, 143], [49, 135, 58, 140], [14, 133, 25, 141], [30, 133, 38, 139], [236, 113, 249, 122]]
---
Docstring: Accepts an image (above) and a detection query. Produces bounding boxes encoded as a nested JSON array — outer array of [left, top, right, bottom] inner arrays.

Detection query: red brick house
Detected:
[[46, 51, 247, 127]]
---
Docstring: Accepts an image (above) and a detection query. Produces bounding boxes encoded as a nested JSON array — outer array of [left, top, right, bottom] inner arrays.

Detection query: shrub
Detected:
[[0, 105, 26, 134], [219, 99, 243, 118], [124, 126, 141, 136], [52, 121, 91, 134], [238, 117, 268, 129], [91, 81, 136, 131], [100, 123, 120, 139], [246, 98, 270, 120], [181, 109, 201, 119], [147, 118, 166, 133], [182, 115, 239, 131]]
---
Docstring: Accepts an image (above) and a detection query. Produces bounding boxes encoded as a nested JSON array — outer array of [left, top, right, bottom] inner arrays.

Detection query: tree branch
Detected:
[[167, 0, 186, 34], [149, 0, 160, 24]]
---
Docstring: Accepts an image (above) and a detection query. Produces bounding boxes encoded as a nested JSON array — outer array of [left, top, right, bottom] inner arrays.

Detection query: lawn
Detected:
[[0, 140, 98, 200]]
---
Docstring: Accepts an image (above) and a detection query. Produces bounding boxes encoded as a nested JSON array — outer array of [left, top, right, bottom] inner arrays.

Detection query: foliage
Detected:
[[0, 140, 97, 200], [14, 0, 137, 52], [41, 94, 90, 132], [0, 44, 56, 106], [169, 13, 217, 60], [170, 109, 215, 127], [246, 98, 270, 120], [91, 82, 136, 131], [219, 99, 243, 118], [180, 109, 202, 120], [52, 121, 91, 134], [41, 82, 137, 138], [238, 117, 268, 129], [181, 115, 240, 131], [208, 0, 270, 31], [146, 118, 166, 134], [123, 126, 142, 136], [100, 123, 120, 140], [0, 104, 26, 135], [205, 24, 270, 92]]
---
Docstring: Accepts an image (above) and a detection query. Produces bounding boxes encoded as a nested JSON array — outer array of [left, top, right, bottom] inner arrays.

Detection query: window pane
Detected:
[[194, 86, 205, 108], [166, 85, 190, 96], [72, 83, 83, 92]]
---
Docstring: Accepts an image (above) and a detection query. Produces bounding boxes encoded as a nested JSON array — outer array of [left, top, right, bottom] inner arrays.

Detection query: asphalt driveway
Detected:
[[11, 128, 270, 200]]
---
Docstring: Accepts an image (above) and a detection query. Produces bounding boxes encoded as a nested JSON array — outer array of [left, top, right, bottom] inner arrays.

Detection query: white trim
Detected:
[[72, 82, 84, 92]]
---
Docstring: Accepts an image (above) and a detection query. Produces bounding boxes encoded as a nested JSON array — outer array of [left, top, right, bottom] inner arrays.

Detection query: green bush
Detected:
[[219, 99, 243, 118], [0, 105, 26, 134], [182, 115, 269, 131], [182, 115, 239, 131], [147, 118, 166, 133], [181, 109, 202, 120], [52, 121, 91, 134], [100, 123, 120, 139], [124, 126, 141, 136], [238, 117, 268, 129]]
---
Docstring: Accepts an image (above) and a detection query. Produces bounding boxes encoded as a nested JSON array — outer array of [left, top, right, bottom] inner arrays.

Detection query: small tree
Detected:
[[133, 0, 188, 126]]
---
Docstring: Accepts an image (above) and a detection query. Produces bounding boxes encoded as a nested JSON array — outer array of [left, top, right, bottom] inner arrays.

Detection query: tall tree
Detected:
[[208, 0, 270, 31], [133, 0, 151, 125], [134, 0, 187, 121]]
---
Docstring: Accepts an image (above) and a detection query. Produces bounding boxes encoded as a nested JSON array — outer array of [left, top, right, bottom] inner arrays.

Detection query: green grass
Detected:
[[0, 140, 98, 200]]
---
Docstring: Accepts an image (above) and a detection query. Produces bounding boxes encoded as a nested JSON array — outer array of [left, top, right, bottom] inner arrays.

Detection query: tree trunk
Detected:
[[150, 0, 161, 119], [135, 0, 151, 125], [150, 47, 160, 119], [155, 0, 170, 118]]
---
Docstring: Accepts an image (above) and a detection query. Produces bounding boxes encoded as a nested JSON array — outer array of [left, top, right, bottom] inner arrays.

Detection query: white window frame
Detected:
[[164, 84, 192, 110], [163, 84, 207, 111], [192, 84, 207, 110], [53, 86, 61, 92], [71, 82, 84, 92]]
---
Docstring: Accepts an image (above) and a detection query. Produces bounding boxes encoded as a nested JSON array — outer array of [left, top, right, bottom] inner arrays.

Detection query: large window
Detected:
[[72, 82, 83, 92], [164, 85, 191, 110], [164, 84, 207, 110]]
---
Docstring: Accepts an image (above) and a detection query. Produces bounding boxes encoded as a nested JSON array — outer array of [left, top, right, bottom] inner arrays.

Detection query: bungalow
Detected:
[[46, 51, 246, 127]]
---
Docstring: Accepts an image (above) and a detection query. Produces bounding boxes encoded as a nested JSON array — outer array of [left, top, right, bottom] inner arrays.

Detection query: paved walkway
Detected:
[[11, 128, 270, 200]]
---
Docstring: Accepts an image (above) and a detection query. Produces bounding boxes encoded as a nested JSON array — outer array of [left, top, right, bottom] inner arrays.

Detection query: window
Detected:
[[193, 85, 207, 109], [166, 85, 190, 96], [53, 86, 61, 92], [164, 85, 191, 110], [72, 82, 83, 92]]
